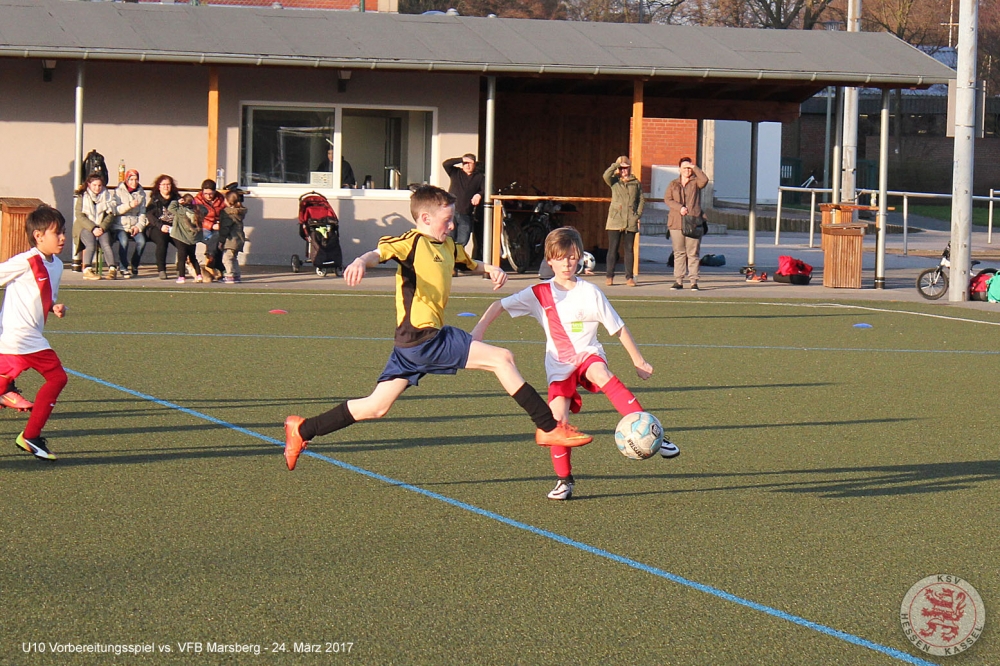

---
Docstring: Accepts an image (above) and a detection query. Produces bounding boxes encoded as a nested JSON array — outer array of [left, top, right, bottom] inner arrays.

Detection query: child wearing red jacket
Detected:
[[193, 179, 225, 281]]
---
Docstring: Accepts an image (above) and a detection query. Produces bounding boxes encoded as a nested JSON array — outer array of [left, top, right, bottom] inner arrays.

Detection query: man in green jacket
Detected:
[[603, 156, 644, 287]]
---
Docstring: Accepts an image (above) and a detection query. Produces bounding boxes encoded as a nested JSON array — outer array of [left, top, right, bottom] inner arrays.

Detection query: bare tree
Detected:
[[746, 0, 838, 29], [659, 0, 836, 28], [862, 0, 948, 46], [399, 0, 566, 19], [981, 2, 1000, 98]]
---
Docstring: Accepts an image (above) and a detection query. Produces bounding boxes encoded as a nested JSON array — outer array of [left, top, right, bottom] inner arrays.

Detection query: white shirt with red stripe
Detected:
[[501, 279, 625, 383], [0, 248, 62, 355]]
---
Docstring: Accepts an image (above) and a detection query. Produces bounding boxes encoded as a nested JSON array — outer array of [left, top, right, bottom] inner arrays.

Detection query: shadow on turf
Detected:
[[481, 459, 1000, 500], [626, 313, 846, 321], [0, 443, 275, 471]]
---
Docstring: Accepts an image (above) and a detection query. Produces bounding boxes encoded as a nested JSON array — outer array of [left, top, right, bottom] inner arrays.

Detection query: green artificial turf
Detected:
[[1, 288, 997, 665]]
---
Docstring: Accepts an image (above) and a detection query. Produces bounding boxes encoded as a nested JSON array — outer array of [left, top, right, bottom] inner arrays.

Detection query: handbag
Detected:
[[682, 215, 706, 239], [678, 183, 706, 238]]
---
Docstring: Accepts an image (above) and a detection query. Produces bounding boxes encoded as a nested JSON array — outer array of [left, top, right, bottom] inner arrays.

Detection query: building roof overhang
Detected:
[[0, 0, 957, 121]]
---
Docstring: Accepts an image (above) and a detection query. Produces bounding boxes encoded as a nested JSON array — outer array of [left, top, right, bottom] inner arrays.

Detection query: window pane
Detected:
[[342, 108, 432, 189], [245, 109, 334, 184]]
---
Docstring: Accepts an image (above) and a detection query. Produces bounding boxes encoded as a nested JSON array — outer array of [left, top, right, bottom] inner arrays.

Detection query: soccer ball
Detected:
[[577, 251, 596, 275], [615, 411, 663, 460]]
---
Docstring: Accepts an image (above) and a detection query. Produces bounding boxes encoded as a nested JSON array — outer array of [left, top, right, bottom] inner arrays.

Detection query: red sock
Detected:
[[550, 446, 572, 477], [601, 376, 642, 416], [23, 352, 68, 440]]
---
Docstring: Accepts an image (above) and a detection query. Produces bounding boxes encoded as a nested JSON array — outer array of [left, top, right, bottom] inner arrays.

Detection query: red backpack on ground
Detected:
[[970, 271, 993, 301], [775, 255, 813, 285], [777, 255, 813, 277]]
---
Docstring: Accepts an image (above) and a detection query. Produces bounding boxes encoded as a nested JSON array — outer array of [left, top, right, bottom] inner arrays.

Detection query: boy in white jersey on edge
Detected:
[[472, 227, 678, 501], [1, 205, 69, 461]]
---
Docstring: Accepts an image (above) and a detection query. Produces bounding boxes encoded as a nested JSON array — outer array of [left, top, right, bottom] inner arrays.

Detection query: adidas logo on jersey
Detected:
[[433, 255, 443, 262]]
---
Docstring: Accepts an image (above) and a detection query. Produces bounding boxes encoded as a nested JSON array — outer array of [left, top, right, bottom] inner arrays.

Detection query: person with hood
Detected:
[[602, 156, 644, 287], [113, 169, 147, 278], [218, 190, 247, 283], [168, 195, 204, 285]]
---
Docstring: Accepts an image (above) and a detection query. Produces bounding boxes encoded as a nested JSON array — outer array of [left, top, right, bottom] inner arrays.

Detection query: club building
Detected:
[[0, 0, 953, 266]]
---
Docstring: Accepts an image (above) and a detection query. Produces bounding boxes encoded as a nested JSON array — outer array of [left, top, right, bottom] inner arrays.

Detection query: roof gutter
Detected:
[[5, 48, 949, 88]]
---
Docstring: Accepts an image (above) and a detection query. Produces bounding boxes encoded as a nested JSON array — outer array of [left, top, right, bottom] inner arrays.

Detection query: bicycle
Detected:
[[497, 183, 566, 274], [916, 242, 996, 300]]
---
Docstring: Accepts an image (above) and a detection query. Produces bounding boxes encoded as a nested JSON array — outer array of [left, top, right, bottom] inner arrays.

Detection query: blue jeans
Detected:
[[80, 228, 116, 269], [114, 230, 147, 271], [451, 213, 473, 247]]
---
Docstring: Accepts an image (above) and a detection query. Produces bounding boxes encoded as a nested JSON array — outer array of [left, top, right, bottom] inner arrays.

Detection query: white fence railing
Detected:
[[774, 186, 1000, 255]]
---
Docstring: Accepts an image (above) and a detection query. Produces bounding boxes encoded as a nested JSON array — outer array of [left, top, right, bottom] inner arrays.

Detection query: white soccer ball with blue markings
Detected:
[[615, 411, 663, 460]]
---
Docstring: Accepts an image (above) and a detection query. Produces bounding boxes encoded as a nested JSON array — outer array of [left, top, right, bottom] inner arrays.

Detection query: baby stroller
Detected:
[[292, 191, 343, 277]]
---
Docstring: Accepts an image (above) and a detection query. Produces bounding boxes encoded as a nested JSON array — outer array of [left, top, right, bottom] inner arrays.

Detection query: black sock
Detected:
[[300, 402, 355, 441], [512, 383, 558, 432]]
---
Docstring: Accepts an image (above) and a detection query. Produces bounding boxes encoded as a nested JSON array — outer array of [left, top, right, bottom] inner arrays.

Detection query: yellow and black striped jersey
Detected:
[[377, 230, 478, 347]]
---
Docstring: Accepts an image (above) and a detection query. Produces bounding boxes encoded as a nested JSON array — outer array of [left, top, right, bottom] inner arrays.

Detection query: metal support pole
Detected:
[[774, 187, 782, 245], [903, 194, 909, 255], [809, 190, 817, 248], [949, 0, 979, 301], [875, 89, 890, 289], [747, 121, 759, 268], [989, 188, 994, 244], [832, 87, 844, 204], [822, 87, 832, 202], [483, 75, 497, 268], [841, 0, 861, 210], [72, 61, 85, 271]]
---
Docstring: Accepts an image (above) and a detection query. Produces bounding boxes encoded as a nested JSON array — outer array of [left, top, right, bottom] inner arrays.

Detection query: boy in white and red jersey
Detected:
[[473, 227, 679, 501], [0, 205, 69, 461]]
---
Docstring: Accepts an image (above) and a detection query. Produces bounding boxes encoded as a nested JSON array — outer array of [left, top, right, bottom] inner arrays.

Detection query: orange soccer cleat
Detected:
[[0, 386, 33, 412], [283, 415, 308, 470], [536, 422, 593, 448]]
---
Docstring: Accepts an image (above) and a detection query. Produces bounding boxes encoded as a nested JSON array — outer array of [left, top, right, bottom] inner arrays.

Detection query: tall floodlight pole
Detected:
[[841, 0, 861, 207], [72, 61, 85, 272], [832, 87, 844, 204], [483, 76, 497, 269], [949, 0, 979, 301], [875, 89, 890, 288], [823, 87, 832, 200], [747, 121, 759, 268]]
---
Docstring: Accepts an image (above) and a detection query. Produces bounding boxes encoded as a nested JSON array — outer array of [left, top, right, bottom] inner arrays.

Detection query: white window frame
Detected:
[[240, 101, 438, 199]]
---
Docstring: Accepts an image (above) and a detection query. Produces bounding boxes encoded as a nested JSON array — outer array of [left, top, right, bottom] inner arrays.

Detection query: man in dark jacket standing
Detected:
[[443, 154, 484, 261]]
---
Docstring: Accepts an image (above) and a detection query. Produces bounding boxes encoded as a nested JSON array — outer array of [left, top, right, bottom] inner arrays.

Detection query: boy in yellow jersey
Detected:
[[283, 186, 592, 470]]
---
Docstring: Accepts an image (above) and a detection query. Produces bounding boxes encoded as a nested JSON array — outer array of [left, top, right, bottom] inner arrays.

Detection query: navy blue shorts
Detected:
[[378, 325, 473, 386]]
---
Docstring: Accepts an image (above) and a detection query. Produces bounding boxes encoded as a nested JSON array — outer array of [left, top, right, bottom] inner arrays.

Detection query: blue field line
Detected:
[[63, 367, 936, 666], [51, 329, 1000, 357]]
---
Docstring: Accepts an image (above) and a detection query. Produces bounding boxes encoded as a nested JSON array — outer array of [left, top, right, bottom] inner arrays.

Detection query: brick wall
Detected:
[[632, 118, 698, 186], [782, 115, 832, 185], [786, 114, 1000, 194], [864, 136, 1000, 195]]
